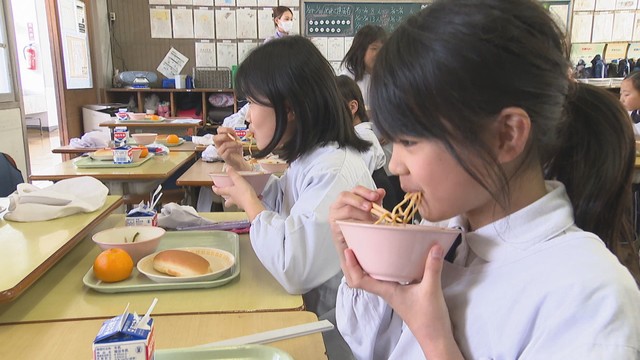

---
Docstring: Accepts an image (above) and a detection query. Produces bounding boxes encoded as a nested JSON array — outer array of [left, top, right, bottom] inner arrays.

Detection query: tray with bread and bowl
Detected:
[[83, 230, 240, 293]]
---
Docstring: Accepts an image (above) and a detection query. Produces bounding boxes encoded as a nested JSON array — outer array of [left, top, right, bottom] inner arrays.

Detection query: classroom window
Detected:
[[0, 2, 14, 103]]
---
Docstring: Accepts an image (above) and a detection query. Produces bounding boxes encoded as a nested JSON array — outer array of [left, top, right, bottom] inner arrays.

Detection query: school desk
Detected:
[[0, 311, 327, 359], [0, 196, 123, 303], [28, 151, 195, 197], [0, 212, 303, 324], [99, 118, 202, 137], [175, 159, 225, 187]]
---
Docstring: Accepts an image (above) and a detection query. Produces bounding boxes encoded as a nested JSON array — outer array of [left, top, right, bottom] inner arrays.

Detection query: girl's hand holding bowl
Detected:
[[211, 166, 267, 220], [213, 127, 251, 171]]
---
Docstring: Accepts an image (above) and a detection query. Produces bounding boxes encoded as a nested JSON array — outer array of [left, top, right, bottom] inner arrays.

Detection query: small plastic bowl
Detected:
[[209, 171, 271, 195], [127, 112, 147, 120], [336, 220, 461, 284], [92, 226, 165, 263], [131, 133, 158, 145], [257, 159, 288, 174]]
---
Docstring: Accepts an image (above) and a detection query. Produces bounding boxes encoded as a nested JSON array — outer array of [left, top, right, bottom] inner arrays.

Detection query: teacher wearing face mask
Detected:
[[264, 6, 294, 44]]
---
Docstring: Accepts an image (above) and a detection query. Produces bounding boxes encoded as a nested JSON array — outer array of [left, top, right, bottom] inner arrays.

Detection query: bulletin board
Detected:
[[303, 2, 426, 37]]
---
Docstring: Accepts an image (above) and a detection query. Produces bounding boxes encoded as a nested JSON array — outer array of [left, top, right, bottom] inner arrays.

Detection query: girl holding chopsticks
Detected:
[[329, 0, 640, 358]]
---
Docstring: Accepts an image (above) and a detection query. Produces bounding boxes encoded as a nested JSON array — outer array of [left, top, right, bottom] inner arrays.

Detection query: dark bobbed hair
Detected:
[[371, 0, 634, 254], [341, 25, 387, 81], [236, 36, 370, 162], [272, 6, 292, 27], [335, 75, 369, 122], [624, 70, 640, 92]]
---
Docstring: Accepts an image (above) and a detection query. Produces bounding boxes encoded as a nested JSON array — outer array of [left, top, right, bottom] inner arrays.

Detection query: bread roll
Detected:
[[153, 249, 211, 277]]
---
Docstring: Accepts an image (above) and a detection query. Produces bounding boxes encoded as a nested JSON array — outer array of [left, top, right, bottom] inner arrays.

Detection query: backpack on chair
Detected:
[[1, 153, 24, 196]]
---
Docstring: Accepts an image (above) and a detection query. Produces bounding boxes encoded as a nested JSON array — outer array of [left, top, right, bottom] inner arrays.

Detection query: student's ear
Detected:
[[494, 107, 531, 163], [348, 100, 359, 116]]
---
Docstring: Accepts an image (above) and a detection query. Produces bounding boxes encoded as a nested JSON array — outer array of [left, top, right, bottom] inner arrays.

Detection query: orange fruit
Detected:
[[93, 248, 134, 283], [138, 146, 149, 158], [166, 134, 180, 144]]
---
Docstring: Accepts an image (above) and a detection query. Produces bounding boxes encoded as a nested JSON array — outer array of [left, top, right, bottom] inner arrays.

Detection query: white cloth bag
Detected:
[[4, 176, 109, 222]]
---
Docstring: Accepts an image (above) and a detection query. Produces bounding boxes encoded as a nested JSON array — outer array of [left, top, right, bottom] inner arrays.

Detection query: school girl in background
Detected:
[[620, 70, 640, 136], [264, 6, 294, 43], [330, 0, 640, 359], [336, 75, 399, 211], [212, 36, 375, 320], [340, 24, 386, 108]]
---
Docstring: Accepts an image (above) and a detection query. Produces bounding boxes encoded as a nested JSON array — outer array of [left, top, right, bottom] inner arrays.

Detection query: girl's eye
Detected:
[[398, 139, 417, 147]]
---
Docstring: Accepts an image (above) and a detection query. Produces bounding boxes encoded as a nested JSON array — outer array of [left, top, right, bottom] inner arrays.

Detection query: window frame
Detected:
[[0, 0, 16, 104]]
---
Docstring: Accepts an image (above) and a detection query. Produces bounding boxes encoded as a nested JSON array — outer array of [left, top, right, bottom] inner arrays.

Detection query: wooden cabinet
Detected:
[[103, 88, 237, 123]]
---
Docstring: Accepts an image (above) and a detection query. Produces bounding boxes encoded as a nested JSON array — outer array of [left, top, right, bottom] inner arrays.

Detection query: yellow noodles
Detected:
[[370, 192, 422, 225]]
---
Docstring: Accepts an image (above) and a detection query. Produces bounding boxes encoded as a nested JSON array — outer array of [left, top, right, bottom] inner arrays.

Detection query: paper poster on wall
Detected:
[[236, 0, 256, 6], [216, 8, 237, 39], [616, 0, 638, 10], [259, 0, 277, 6], [592, 11, 615, 42], [310, 37, 328, 59], [236, 8, 258, 38], [57, 0, 92, 89], [572, 12, 594, 43], [627, 42, 640, 57], [279, 0, 298, 7], [193, 0, 213, 5], [157, 47, 189, 78], [196, 41, 217, 67], [344, 36, 354, 55], [574, 0, 596, 11], [327, 37, 344, 61], [172, 7, 194, 38], [604, 42, 630, 59], [632, 10, 640, 40], [150, 7, 172, 38], [194, 8, 215, 39], [549, 5, 569, 31], [217, 41, 238, 68], [258, 8, 274, 40], [215, 0, 235, 6], [569, 42, 606, 65], [612, 11, 635, 40], [596, 0, 617, 11], [171, 0, 193, 5], [238, 41, 258, 63], [291, 9, 300, 35], [150, 0, 171, 4]]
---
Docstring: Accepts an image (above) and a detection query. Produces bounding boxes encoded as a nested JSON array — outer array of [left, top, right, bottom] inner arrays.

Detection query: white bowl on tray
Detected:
[[137, 247, 235, 283]]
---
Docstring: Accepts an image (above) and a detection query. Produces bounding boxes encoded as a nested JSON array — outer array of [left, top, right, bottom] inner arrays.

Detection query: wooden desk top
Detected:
[[100, 119, 202, 128], [29, 151, 195, 182], [52, 142, 204, 154], [176, 159, 224, 187], [0, 212, 303, 324], [0, 312, 326, 360], [0, 196, 123, 303]]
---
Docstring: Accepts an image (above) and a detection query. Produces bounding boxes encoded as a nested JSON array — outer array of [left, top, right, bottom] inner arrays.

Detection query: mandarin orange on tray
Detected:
[[93, 248, 134, 283], [166, 134, 180, 144], [139, 146, 149, 158]]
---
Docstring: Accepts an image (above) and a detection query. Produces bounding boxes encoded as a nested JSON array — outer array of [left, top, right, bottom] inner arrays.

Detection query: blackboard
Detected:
[[304, 2, 427, 37]]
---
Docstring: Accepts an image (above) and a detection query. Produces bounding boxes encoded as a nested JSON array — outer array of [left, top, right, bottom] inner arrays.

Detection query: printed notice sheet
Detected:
[[574, 0, 596, 11], [238, 41, 258, 63], [572, 12, 594, 43], [596, 0, 616, 11], [171, 0, 193, 5], [327, 37, 344, 61], [258, 8, 274, 40], [193, 0, 214, 5], [194, 8, 215, 39], [616, 0, 638, 10], [612, 11, 635, 40], [150, 7, 172, 38], [217, 41, 238, 68], [237, 0, 257, 5], [633, 11, 640, 40], [157, 47, 189, 78], [149, 0, 171, 5], [196, 41, 217, 67], [172, 7, 194, 38], [215, 8, 237, 39], [237, 8, 258, 38], [310, 37, 328, 59], [215, 0, 235, 5], [592, 11, 614, 42]]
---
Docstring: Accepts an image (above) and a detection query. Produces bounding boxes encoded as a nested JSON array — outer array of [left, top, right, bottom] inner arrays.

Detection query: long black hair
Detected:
[[371, 0, 635, 257], [341, 25, 387, 81], [336, 75, 369, 123], [236, 36, 370, 162]]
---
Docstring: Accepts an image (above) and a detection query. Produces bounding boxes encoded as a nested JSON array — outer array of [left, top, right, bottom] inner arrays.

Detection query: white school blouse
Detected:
[[337, 181, 640, 359], [354, 122, 386, 174], [251, 143, 375, 316], [340, 69, 372, 109]]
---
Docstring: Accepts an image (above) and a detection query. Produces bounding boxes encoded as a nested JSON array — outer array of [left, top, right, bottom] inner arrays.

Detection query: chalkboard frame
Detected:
[[303, 1, 429, 37]]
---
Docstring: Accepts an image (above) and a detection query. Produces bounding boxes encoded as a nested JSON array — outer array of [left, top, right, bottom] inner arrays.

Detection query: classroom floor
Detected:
[[27, 128, 61, 187]]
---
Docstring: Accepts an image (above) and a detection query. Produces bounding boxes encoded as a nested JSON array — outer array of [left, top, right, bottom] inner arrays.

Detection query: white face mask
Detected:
[[279, 20, 293, 33]]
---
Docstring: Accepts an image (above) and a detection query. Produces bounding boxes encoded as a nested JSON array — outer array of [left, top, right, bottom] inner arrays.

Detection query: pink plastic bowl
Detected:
[[131, 133, 158, 145], [257, 159, 288, 174], [209, 171, 271, 195], [92, 226, 165, 263], [336, 220, 461, 284]]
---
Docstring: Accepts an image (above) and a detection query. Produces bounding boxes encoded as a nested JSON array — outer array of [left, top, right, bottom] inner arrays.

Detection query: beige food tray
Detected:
[[155, 345, 293, 360], [74, 153, 154, 168], [83, 230, 239, 293]]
